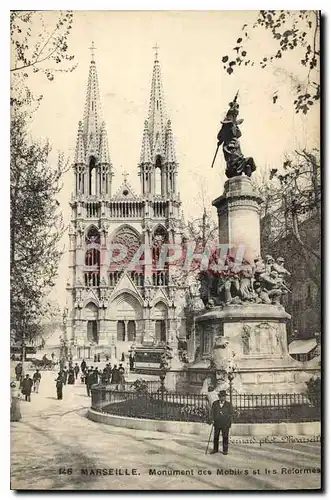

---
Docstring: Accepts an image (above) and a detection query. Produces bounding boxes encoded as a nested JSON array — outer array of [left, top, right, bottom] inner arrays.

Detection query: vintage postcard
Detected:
[[10, 10, 321, 491]]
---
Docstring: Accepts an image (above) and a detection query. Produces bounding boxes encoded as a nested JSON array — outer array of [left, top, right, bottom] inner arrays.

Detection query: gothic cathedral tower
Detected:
[[65, 47, 187, 362]]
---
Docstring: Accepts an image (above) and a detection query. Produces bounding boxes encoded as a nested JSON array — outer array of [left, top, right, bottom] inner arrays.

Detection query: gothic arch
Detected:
[[82, 296, 99, 310], [155, 155, 163, 195], [110, 288, 144, 309], [83, 301, 99, 319], [111, 224, 141, 242], [153, 301, 168, 343], [151, 296, 168, 309], [85, 225, 100, 245], [151, 223, 168, 237], [152, 301, 168, 318], [110, 225, 142, 269], [88, 156, 97, 195], [152, 225, 169, 268], [109, 291, 143, 319]]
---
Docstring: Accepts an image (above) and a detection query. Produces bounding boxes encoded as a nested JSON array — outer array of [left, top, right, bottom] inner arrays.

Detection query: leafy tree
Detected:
[[221, 10, 320, 113], [10, 11, 75, 78], [10, 10, 76, 107], [10, 108, 69, 344], [258, 148, 321, 282], [305, 376, 321, 407], [10, 11, 76, 350], [255, 149, 321, 337]]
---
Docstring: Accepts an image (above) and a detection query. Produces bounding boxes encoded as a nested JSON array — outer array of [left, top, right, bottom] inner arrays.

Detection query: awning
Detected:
[[289, 338, 317, 355]]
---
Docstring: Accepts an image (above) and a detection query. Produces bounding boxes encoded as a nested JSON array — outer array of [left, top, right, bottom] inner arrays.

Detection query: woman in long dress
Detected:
[[67, 368, 75, 385], [10, 382, 22, 422], [56, 373, 64, 400]]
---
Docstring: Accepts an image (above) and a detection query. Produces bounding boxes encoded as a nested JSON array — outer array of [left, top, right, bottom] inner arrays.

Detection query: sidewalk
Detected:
[[11, 371, 321, 491]]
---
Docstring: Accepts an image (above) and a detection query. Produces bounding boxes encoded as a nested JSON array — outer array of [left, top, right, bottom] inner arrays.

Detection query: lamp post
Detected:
[[227, 359, 237, 405], [61, 309, 68, 368], [228, 371, 235, 405], [159, 352, 171, 402]]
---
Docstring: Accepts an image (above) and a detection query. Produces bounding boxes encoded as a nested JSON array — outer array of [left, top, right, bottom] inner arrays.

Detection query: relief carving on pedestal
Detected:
[[241, 325, 251, 354], [241, 322, 278, 355]]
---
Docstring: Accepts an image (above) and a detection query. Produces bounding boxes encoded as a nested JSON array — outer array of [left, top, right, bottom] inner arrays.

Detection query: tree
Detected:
[[221, 10, 320, 113], [10, 11, 75, 78], [10, 108, 70, 343], [10, 11, 76, 349], [170, 208, 218, 289], [10, 10, 76, 106], [256, 148, 321, 337], [258, 148, 321, 281]]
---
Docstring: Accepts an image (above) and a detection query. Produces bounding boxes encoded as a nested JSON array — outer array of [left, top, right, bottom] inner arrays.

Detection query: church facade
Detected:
[[65, 48, 188, 361]]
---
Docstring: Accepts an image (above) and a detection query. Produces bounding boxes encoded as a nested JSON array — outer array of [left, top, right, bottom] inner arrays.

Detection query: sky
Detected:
[[12, 10, 320, 311]]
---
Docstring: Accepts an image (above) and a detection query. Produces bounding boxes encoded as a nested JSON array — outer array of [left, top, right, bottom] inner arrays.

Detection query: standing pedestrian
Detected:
[[10, 382, 22, 422], [21, 374, 33, 402], [209, 390, 233, 455], [81, 359, 87, 374], [62, 367, 68, 385], [93, 367, 99, 385], [111, 365, 119, 389], [14, 362, 23, 382], [106, 363, 112, 383], [74, 363, 80, 380], [68, 367, 75, 385], [32, 369, 41, 393], [55, 373, 64, 400], [118, 363, 125, 390], [86, 369, 93, 396], [129, 353, 135, 371]]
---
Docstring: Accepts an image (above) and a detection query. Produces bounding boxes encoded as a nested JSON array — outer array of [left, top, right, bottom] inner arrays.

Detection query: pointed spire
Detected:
[[75, 121, 85, 164], [147, 47, 166, 159], [165, 119, 177, 163], [83, 45, 101, 157], [99, 121, 110, 164], [140, 120, 152, 163]]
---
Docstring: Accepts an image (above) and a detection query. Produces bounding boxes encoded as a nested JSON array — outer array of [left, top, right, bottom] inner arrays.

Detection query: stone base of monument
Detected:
[[185, 304, 319, 394]]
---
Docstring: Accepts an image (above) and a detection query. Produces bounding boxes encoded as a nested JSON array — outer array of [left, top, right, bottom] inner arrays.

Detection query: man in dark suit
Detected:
[[210, 390, 233, 455]]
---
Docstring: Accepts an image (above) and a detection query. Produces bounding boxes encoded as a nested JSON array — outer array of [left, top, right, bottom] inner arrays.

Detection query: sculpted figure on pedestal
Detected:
[[238, 265, 256, 302], [211, 92, 257, 178], [272, 257, 291, 279]]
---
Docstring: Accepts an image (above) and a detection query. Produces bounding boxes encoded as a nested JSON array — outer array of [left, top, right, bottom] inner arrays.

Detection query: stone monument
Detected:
[[186, 94, 319, 394]]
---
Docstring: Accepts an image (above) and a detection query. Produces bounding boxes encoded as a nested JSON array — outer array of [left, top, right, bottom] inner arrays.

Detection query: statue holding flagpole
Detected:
[[211, 92, 256, 178]]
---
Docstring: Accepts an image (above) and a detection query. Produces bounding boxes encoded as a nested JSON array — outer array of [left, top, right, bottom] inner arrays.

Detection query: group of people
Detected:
[[79, 360, 126, 396], [11, 365, 43, 421], [54, 363, 81, 399]]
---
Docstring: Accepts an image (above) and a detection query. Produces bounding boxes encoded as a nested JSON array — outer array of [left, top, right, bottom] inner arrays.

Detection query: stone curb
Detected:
[[87, 408, 320, 437]]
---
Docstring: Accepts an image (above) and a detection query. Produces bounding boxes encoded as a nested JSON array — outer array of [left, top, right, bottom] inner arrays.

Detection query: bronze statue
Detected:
[[211, 92, 256, 178]]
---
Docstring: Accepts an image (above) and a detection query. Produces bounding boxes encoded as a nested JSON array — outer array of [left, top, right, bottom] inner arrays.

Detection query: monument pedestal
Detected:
[[188, 304, 319, 394], [212, 175, 262, 263]]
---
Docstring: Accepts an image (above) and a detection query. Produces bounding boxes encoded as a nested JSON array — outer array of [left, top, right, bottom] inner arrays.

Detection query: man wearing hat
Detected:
[[210, 390, 233, 455]]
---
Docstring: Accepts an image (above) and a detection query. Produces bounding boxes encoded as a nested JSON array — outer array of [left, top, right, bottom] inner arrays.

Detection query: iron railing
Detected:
[[90, 386, 320, 424]]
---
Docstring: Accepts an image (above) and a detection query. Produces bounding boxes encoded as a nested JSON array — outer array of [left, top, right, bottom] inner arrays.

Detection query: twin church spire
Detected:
[[75, 44, 110, 167], [140, 49, 177, 166], [74, 44, 178, 198]]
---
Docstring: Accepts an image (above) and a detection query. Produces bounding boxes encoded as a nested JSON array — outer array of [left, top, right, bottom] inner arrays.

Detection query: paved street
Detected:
[[11, 370, 321, 491]]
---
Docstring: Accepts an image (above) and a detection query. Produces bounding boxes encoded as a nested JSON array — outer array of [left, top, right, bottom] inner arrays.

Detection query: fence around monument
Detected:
[[90, 385, 320, 424]]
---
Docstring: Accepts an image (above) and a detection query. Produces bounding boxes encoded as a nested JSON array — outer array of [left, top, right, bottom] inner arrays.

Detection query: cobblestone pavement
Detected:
[[11, 370, 321, 491]]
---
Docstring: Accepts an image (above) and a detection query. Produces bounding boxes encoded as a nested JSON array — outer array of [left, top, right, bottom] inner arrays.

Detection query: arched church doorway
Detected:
[[127, 320, 136, 341], [110, 292, 143, 358], [87, 320, 98, 343], [85, 302, 99, 344], [153, 302, 168, 343], [155, 320, 166, 342]]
